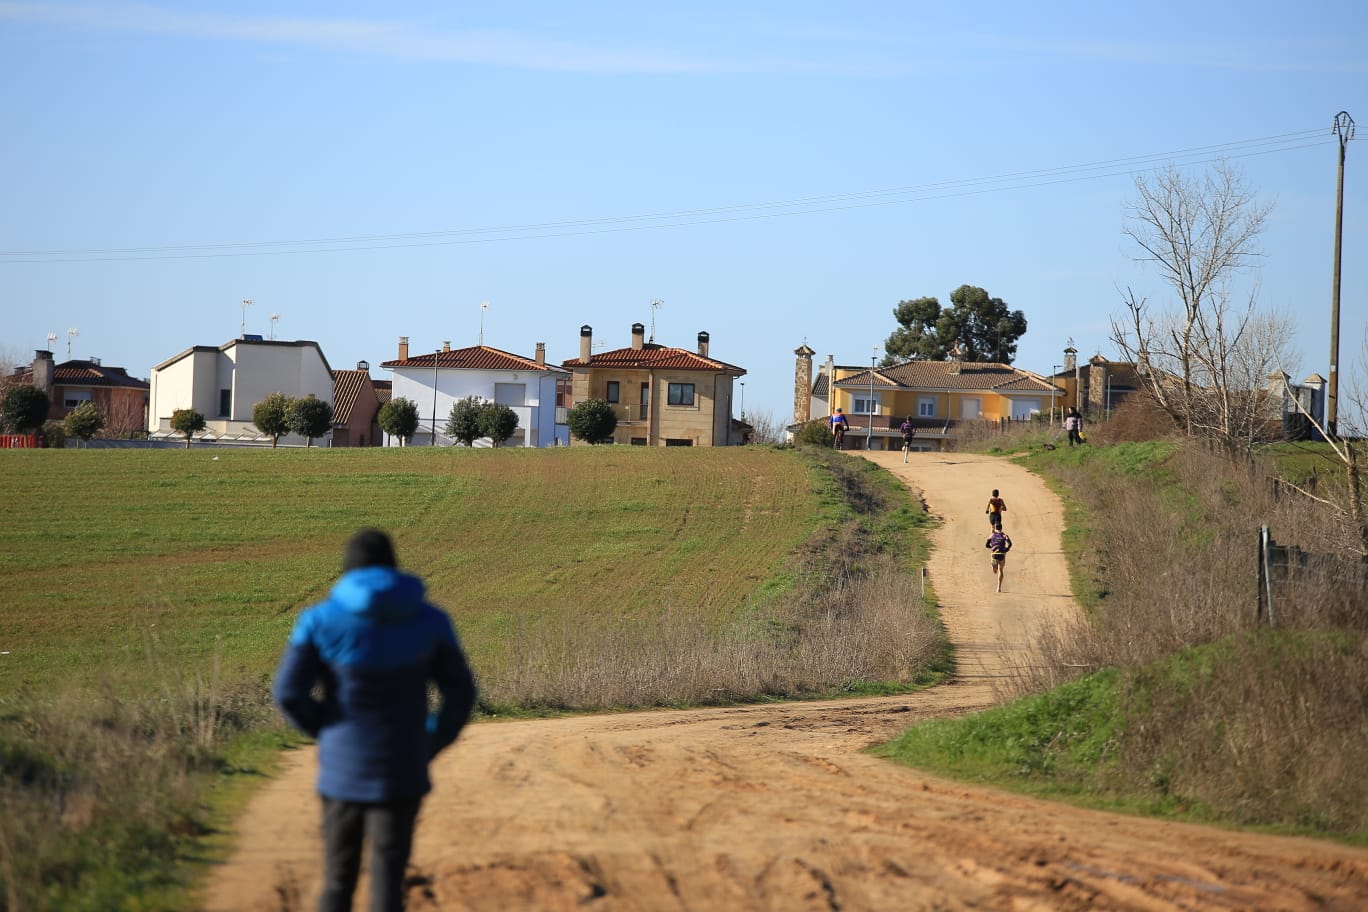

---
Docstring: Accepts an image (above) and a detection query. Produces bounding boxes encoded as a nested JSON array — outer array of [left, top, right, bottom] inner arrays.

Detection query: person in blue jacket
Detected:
[[274, 528, 477, 912]]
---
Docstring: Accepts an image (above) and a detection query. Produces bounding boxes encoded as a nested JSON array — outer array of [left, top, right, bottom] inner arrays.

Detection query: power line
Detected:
[[0, 127, 1344, 265]]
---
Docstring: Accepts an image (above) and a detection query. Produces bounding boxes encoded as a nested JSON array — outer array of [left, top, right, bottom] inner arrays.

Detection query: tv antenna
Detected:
[[269, 312, 281, 340], [46, 332, 58, 352], [479, 301, 489, 345], [649, 299, 663, 343], [241, 298, 254, 336], [66, 327, 78, 359]]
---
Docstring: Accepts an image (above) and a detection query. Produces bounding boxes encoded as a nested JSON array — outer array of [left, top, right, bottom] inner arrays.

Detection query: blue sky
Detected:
[[3, 1, 1366, 426]]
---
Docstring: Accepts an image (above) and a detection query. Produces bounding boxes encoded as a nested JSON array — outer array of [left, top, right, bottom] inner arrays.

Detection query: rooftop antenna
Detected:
[[46, 332, 58, 352], [66, 327, 78, 359], [241, 298, 253, 336], [479, 300, 489, 345], [269, 312, 280, 341], [649, 298, 663, 343]]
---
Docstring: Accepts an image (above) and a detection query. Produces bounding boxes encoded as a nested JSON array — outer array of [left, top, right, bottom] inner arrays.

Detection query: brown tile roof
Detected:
[[373, 379, 392, 404], [381, 344, 567, 373], [562, 343, 745, 375], [836, 360, 1055, 393], [332, 370, 371, 425], [20, 359, 150, 390]]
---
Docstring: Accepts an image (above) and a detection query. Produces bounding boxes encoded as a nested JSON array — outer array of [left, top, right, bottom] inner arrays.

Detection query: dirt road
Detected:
[[204, 451, 1368, 910]]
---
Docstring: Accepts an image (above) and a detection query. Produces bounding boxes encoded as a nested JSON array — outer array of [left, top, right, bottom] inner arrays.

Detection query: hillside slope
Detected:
[[203, 451, 1368, 911]]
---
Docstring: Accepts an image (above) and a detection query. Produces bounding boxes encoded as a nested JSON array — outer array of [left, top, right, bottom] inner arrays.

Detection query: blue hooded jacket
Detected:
[[273, 566, 477, 803]]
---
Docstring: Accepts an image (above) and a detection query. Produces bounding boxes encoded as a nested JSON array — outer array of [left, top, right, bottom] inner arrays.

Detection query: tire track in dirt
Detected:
[[202, 452, 1368, 911]]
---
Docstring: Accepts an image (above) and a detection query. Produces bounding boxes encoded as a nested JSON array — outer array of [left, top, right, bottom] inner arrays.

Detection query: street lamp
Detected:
[[1051, 364, 1061, 426], [432, 348, 440, 446], [866, 346, 878, 450]]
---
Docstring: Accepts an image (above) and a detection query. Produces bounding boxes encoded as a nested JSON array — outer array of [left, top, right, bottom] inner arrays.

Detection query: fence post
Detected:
[[1258, 526, 1276, 628]]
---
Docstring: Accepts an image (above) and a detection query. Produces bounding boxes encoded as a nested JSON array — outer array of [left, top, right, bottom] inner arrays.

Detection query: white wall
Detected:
[[390, 366, 567, 447]]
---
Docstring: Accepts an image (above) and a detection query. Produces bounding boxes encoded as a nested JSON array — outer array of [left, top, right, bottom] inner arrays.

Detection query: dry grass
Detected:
[[998, 434, 1368, 836], [487, 555, 943, 710]]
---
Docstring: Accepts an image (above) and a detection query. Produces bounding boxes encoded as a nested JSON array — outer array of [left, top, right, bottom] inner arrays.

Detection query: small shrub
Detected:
[[566, 398, 617, 444]]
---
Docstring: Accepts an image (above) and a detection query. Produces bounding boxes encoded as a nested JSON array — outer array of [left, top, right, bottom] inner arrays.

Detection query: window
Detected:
[[63, 390, 92, 409], [667, 382, 695, 406], [630, 437, 647, 446], [917, 396, 936, 417], [219, 389, 231, 417], [665, 438, 693, 446], [494, 383, 526, 406], [852, 395, 880, 415], [639, 383, 649, 419], [605, 381, 620, 403]]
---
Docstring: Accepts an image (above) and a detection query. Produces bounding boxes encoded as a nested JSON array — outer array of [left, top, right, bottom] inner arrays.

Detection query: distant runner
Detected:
[[985, 489, 1007, 530], [899, 416, 916, 462]]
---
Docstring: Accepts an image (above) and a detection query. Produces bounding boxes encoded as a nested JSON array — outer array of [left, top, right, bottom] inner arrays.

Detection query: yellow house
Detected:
[[799, 351, 1059, 451], [562, 323, 746, 446]]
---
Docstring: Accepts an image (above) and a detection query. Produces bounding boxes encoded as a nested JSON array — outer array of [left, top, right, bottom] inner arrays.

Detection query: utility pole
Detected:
[[866, 346, 878, 450], [1328, 111, 1354, 438]]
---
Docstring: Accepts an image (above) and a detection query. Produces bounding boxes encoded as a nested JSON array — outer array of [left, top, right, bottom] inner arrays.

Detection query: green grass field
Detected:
[[0, 446, 830, 697]]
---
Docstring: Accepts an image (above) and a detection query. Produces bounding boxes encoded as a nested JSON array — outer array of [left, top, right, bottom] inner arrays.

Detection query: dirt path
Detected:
[[203, 452, 1368, 911]]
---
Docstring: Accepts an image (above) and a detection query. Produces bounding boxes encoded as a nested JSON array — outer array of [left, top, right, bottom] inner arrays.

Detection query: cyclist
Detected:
[[830, 408, 849, 449]]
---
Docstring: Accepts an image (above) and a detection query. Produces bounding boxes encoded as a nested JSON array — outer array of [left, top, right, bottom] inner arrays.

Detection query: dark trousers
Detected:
[[320, 795, 423, 912]]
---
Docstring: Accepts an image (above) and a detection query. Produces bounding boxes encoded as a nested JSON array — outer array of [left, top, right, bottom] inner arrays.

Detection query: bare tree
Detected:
[[1113, 160, 1285, 456], [742, 408, 784, 445], [1276, 330, 1368, 556]]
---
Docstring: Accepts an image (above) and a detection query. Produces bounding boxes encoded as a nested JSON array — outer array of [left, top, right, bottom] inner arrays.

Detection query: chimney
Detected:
[[357, 360, 369, 372], [580, 325, 593, 363], [793, 343, 815, 424], [442, 341, 451, 353], [535, 342, 545, 366], [1063, 345, 1077, 373], [697, 331, 710, 358], [31, 350, 54, 400], [398, 336, 410, 360], [631, 323, 645, 350]]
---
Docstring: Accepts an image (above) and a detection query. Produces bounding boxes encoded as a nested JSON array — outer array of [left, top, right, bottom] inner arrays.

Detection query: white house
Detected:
[[381, 337, 570, 447], [148, 336, 335, 444]]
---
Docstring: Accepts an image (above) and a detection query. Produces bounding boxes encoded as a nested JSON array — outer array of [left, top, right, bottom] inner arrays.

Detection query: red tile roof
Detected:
[[373, 379, 392, 404], [381, 345, 566, 373], [13, 359, 149, 390], [562, 343, 745, 375]]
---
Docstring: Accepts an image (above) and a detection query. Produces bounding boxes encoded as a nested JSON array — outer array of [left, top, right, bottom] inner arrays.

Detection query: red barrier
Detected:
[[0, 435, 41, 448]]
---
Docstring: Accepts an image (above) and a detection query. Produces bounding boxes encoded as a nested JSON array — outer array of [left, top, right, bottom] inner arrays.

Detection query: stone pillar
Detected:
[[793, 344, 815, 423]]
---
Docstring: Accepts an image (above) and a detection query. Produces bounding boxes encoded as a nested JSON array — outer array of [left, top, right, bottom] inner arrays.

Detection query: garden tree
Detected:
[[445, 396, 486, 447], [565, 398, 617, 444], [477, 402, 519, 447], [287, 395, 334, 448], [881, 285, 1026, 365], [793, 418, 834, 448], [252, 392, 294, 448], [378, 397, 420, 445], [1112, 159, 1281, 456], [1, 385, 50, 433], [170, 408, 206, 448], [64, 401, 105, 444]]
